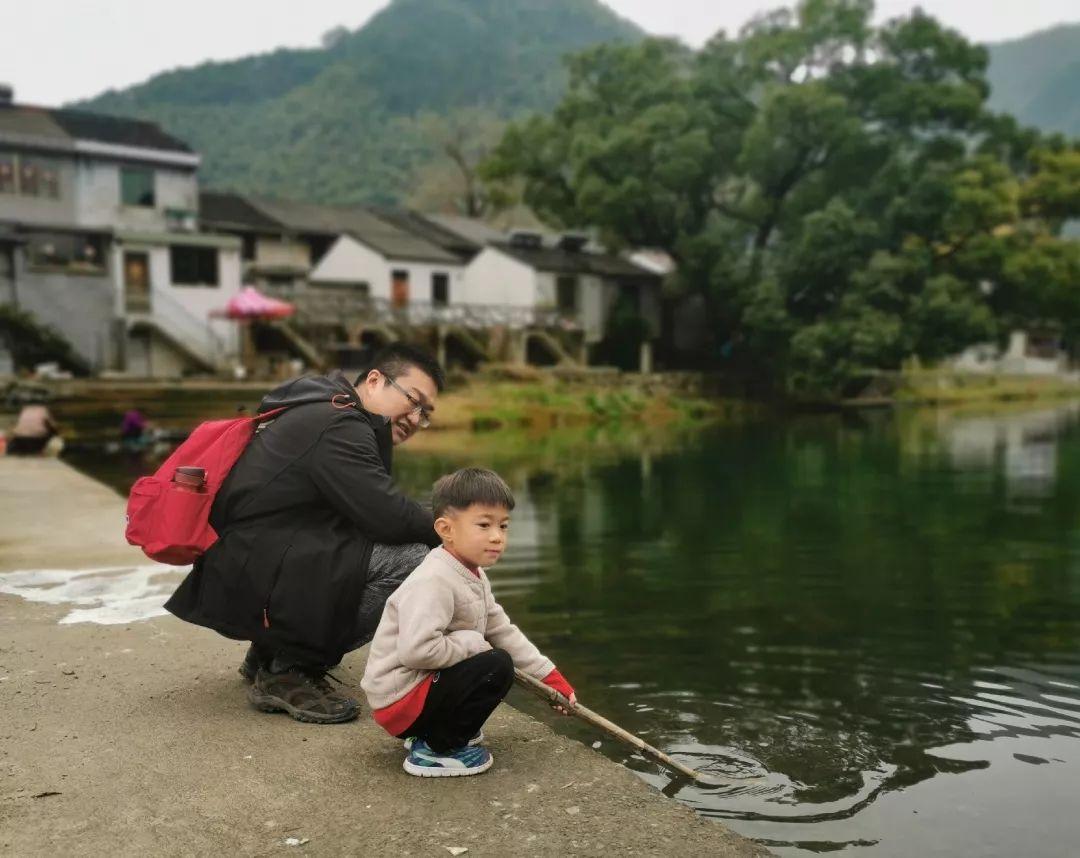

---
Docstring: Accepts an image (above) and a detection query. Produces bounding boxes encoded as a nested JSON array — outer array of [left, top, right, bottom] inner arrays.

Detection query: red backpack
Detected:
[[124, 406, 289, 565]]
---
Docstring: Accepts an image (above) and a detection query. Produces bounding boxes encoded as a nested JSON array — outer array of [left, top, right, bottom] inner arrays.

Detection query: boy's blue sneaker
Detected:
[[403, 730, 483, 751], [403, 739, 493, 778]]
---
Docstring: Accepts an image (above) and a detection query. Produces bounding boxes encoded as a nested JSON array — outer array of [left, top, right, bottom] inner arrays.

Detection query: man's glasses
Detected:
[[385, 375, 432, 428]]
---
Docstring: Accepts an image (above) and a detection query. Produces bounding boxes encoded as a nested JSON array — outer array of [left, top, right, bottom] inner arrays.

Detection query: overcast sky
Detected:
[[5, 0, 1078, 107]]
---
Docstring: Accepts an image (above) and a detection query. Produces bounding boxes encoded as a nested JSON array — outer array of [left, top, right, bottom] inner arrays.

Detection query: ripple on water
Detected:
[[601, 658, 1080, 855]]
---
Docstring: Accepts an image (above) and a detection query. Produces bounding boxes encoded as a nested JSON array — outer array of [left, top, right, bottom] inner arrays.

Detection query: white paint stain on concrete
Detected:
[[0, 564, 187, 625]]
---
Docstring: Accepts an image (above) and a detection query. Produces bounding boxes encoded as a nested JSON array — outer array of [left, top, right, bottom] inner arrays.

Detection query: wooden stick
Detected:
[[513, 668, 732, 786]]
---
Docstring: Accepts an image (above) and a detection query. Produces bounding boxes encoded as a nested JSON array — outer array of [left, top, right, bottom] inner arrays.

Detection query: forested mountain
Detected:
[[986, 23, 1080, 137], [71, 2, 1079, 207], [74, 0, 642, 206]]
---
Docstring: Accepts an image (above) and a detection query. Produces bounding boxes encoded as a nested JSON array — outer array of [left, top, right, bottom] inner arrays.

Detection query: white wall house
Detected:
[[0, 93, 242, 376], [462, 235, 662, 347], [309, 233, 465, 313], [950, 330, 1072, 377], [458, 246, 537, 310], [112, 232, 241, 377]]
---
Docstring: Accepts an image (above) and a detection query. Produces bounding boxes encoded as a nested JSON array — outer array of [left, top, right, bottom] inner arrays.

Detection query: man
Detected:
[[165, 343, 444, 724]]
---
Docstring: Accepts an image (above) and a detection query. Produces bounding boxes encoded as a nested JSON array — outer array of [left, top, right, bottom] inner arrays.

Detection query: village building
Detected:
[[305, 205, 465, 311], [461, 230, 662, 369], [1, 89, 665, 379], [198, 190, 331, 295], [0, 87, 242, 377]]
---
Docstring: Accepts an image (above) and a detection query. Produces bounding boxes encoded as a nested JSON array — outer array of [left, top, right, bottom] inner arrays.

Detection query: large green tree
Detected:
[[484, 0, 1080, 396]]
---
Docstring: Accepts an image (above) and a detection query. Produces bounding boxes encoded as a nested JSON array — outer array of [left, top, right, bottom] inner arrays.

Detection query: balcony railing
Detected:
[[262, 286, 580, 331]]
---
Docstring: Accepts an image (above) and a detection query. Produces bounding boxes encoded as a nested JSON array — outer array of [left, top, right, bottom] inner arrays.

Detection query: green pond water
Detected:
[[59, 401, 1080, 856]]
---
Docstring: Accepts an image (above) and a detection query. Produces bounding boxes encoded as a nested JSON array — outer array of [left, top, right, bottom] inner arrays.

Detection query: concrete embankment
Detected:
[[0, 458, 768, 857]]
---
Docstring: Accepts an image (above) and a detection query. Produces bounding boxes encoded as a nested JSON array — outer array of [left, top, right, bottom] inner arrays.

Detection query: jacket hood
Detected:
[[258, 371, 360, 413]]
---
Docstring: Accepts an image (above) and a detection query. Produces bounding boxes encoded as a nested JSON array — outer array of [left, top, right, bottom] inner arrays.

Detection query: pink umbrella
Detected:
[[212, 286, 295, 320]]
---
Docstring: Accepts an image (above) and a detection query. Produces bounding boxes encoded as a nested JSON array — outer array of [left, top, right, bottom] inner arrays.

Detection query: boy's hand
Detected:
[[550, 692, 577, 716], [540, 668, 575, 714]]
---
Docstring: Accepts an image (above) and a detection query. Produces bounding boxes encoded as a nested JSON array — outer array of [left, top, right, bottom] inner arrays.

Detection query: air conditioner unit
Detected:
[[165, 208, 197, 232]]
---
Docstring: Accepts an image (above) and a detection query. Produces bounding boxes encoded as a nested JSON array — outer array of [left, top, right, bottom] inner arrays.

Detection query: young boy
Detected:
[[360, 467, 576, 777]]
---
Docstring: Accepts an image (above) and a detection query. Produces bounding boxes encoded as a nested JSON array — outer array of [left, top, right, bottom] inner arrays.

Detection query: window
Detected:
[[556, 275, 578, 313], [121, 166, 155, 207], [170, 245, 219, 286], [26, 231, 106, 273], [240, 234, 256, 262], [38, 161, 60, 198], [0, 152, 60, 198], [19, 161, 39, 196], [0, 152, 14, 194], [307, 235, 334, 266], [432, 272, 449, 306], [19, 157, 60, 199]]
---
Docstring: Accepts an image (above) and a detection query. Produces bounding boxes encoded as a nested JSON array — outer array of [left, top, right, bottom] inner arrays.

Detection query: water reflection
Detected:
[[396, 403, 1080, 856]]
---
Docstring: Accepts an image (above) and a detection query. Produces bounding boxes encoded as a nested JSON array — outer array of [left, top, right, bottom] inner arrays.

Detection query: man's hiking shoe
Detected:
[[238, 645, 259, 684], [247, 666, 359, 724], [403, 730, 483, 751], [403, 739, 493, 777], [239, 646, 342, 685]]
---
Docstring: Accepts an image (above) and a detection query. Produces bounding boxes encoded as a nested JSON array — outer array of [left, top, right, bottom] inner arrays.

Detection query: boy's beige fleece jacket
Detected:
[[360, 545, 555, 710]]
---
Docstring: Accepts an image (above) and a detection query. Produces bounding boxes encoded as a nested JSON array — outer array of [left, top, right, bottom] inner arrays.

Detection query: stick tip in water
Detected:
[[692, 771, 732, 787]]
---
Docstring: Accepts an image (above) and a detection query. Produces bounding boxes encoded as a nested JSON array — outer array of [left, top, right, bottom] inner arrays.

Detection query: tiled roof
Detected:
[[426, 213, 507, 248], [247, 196, 460, 264], [49, 108, 192, 153], [491, 241, 658, 280], [0, 103, 192, 153], [0, 105, 70, 144], [199, 190, 283, 232], [370, 208, 483, 260]]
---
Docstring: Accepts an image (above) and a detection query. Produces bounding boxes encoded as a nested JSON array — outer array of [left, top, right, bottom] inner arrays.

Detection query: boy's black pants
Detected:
[[399, 648, 514, 753]]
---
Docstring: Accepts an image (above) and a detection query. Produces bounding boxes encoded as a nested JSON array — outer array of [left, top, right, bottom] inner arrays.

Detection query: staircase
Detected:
[[525, 329, 578, 366], [126, 289, 227, 373], [268, 320, 327, 370]]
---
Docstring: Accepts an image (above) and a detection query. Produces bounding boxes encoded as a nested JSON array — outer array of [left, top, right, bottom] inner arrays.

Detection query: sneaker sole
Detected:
[[247, 687, 359, 724], [403, 753, 494, 778]]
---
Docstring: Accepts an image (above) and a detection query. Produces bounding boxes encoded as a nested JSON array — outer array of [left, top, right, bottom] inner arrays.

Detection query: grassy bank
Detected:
[[5, 369, 759, 442], [429, 370, 755, 433], [894, 370, 1080, 407]]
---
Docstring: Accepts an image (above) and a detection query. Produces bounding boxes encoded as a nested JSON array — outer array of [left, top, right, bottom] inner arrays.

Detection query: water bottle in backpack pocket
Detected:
[[126, 467, 217, 565]]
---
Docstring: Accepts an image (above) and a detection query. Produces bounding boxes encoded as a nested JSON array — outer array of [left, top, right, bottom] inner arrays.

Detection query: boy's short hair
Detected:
[[432, 468, 515, 518], [356, 343, 446, 392]]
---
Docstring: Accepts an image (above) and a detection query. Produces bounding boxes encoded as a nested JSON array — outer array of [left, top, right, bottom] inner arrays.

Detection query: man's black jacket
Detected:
[[164, 372, 439, 664]]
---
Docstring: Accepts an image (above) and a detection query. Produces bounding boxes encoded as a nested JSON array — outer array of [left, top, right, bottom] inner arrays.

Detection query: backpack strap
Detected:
[[254, 394, 355, 425], [253, 405, 290, 425], [228, 394, 359, 521]]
